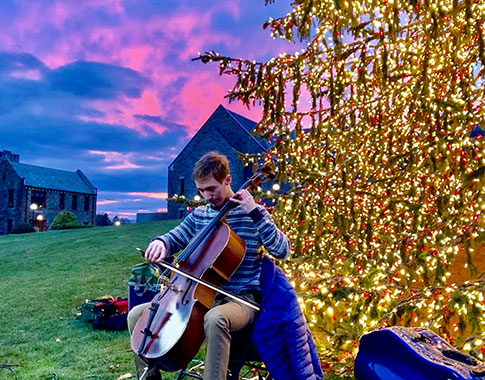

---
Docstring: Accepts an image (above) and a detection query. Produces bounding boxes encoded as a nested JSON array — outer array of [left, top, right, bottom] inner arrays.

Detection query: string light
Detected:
[[197, 0, 485, 373]]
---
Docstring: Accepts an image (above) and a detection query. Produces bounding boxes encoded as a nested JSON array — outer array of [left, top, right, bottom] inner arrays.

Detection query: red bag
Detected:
[[92, 297, 128, 330]]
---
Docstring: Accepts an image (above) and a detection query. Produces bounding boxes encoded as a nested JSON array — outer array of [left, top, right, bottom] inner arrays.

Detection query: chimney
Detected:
[[0, 150, 20, 162]]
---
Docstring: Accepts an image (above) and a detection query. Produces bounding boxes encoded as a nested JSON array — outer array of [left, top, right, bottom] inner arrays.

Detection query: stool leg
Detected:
[[176, 367, 203, 380]]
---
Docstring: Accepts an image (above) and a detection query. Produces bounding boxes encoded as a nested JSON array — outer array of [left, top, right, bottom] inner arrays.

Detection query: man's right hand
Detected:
[[144, 239, 168, 263]]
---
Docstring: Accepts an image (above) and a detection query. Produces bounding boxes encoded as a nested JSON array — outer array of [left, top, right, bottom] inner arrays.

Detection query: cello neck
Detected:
[[178, 164, 275, 262]]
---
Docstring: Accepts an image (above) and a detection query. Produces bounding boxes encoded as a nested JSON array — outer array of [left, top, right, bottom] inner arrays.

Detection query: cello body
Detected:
[[131, 221, 246, 371]]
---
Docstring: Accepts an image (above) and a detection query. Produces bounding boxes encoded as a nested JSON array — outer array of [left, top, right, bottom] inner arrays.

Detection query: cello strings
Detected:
[[153, 170, 272, 289]]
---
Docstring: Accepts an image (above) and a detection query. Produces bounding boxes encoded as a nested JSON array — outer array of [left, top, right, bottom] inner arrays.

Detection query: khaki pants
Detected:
[[128, 293, 258, 380], [128, 303, 161, 379]]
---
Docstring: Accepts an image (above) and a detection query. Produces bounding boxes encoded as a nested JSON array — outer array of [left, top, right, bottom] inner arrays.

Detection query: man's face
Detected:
[[194, 174, 232, 208]]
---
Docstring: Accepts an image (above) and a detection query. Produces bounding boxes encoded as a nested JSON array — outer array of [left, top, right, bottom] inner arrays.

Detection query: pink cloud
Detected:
[[89, 150, 143, 170], [178, 74, 228, 134], [105, 163, 141, 170], [80, 89, 166, 134], [11, 3, 43, 39], [5, 1, 286, 139], [129, 192, 168, 199], [137, 90, 163, 116], [51, 2, 70, 30], [175, 72, 264, 136], [41, 35, 86, 68], [159, 10, 238, 61], [97, 200, 119, 205], [89, 27, 119, 50], [38, 6, 248, 131], [6, 1, 125, 68], [120, 45, 153, 71], [9, 69, 43, 81], [118, 212, 137, 216]]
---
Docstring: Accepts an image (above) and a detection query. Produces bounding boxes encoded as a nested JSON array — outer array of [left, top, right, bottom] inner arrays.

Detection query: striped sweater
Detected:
[[155, 204, 290, 294]]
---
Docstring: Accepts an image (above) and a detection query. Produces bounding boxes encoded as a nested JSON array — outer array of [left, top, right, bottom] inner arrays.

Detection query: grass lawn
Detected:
[[0, 222, 181, 380], [0, 221, 348, 380]]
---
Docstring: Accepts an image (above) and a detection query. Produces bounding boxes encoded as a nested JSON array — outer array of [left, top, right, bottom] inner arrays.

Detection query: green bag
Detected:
[[128, 263, 161, 296], [79, 296, 114, 323]]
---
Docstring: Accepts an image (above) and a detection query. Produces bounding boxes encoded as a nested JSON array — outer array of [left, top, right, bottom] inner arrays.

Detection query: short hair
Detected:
[[193, 151, 229, 183]]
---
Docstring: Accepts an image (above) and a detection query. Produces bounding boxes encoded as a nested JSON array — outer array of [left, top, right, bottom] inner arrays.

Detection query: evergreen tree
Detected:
[[198, 0, 485, 370], [95, 213, 112, 226]]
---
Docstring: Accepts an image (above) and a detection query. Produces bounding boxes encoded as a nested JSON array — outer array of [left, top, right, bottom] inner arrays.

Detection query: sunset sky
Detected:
[[0, 0, 296, 220]]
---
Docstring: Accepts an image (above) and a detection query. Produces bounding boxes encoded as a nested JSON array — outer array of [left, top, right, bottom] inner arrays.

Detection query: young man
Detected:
[[128, 151, 290, 380]]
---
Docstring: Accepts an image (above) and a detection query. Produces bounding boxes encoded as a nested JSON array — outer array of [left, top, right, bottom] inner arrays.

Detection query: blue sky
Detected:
[[0, 0, 295, 220]]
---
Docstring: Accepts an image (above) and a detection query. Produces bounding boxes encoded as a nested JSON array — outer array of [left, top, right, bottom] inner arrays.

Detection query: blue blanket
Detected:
[[251, 257, 324, 380]]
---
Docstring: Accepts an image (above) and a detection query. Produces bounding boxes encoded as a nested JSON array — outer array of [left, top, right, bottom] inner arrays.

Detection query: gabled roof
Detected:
[[225, 108, 257, 132], [170, 105, 269, 168], [8, 161, 96, 195], [224, 106, 270, 151]]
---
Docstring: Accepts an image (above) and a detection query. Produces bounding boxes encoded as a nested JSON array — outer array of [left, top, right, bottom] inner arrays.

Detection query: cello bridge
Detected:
[[159, 276, 183, 292]]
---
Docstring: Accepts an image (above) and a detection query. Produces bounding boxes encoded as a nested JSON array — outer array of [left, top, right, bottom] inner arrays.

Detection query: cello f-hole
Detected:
[[181, 278, 194, 306], [157, 287, 170, 301]]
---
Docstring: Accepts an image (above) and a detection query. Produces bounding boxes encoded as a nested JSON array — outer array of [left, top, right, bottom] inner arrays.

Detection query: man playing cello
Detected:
[[128, 151, 290, 380]]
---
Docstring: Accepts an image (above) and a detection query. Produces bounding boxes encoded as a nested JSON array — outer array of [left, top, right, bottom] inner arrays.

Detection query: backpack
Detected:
[[128, 262, 161, 296], [92, 297, 129, 331], [128, 262, 163, 310]]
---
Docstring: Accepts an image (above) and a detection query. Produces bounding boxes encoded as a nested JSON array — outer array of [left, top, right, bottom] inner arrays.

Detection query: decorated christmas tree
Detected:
[[197, 0, 485, 372]]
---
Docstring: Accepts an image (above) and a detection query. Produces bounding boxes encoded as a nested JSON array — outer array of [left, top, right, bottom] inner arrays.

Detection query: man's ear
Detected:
[[224, 174, 232, 185]]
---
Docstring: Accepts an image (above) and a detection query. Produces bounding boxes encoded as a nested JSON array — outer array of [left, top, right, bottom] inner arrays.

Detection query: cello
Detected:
[[131, 164, 274, 372]]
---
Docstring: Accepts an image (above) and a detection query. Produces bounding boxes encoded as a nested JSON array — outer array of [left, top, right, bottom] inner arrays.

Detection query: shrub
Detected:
[[10, 222, 36, 234], [50, 211, 81, 230]]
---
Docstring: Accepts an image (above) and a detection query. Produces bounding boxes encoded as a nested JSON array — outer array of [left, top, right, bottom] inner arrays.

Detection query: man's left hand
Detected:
[[230, 189, 257, 214]]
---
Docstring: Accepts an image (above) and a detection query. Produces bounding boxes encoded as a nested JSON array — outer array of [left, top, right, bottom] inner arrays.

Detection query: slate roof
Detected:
[[225, 107, 271, 150], [9, 161, 96, 195], [226, 108, 257, 132], [169, 105, 270, 169]]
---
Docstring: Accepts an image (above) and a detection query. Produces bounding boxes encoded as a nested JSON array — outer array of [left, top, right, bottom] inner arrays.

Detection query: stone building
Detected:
[[0, 150, 97, 234], [166, 105, 269, 219]]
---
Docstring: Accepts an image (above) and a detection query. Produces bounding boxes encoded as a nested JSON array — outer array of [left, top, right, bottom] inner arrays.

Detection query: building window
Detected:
[[31, 190, 47, 208], [8, 189, 14, 207], [180, 177, 185, 196], [7, 219, 13, 234], [72, 195, 77, 211], [84, 196, 90, 212], [59, 193, 65, 209]]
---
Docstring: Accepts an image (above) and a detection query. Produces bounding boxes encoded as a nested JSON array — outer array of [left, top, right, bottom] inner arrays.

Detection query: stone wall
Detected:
[[25, 188, 96, 228], [0, 160, 25, 234]]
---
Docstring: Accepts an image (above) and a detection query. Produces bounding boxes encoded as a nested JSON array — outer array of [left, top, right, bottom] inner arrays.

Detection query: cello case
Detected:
[[354, 327, 485, 380]]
